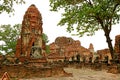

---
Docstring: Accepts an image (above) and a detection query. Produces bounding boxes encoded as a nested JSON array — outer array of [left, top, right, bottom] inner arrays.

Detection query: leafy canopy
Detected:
[[0, 24, 21, 55], [50, 0, 120, 36], [0, 0, 25, 14]]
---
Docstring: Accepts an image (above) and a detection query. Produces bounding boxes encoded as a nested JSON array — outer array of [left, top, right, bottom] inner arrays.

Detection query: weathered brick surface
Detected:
[[49, 36, 93, 62], [97, 48, 112, 63], [114, 35, 120, 60], [0, 65, 71, 78], [15, 4, 45, 59]]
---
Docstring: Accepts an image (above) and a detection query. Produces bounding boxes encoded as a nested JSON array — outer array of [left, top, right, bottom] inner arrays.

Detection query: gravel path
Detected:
[[20, 68, 120, 80]]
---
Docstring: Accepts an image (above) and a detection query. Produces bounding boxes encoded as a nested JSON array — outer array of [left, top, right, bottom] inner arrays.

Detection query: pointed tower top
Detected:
[[88, 43, 94, 52]]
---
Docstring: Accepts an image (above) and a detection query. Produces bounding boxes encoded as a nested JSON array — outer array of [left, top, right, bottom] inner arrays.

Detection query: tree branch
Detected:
[[84, 0, 93, 6], [108, 3, 119, 31], [113, 3, 119, 12]]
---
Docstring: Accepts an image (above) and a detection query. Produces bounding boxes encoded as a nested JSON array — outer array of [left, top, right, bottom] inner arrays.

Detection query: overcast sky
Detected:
[[0, 0, 120, 51]]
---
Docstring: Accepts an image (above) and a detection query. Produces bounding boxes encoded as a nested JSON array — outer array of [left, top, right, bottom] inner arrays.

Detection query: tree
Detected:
[[0, 24, 21, 55], [45, 45, 50, 54], [42, 33, 49, 44], [49, 0, 120, 58], [0, 0, 25, 14], [42, 33, 50, 54]]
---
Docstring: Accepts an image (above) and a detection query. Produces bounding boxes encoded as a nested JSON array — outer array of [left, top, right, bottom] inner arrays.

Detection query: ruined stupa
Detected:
[[114, 35, 120, 60], [15, 4, 45, 59]]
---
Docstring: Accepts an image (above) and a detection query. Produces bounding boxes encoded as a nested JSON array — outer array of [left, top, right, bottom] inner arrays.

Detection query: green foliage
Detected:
[[42, 33, 50, 54], [0, 24, 21, 55], [0, 52, 2, 55], [45, 45, 50, 54], [49, 0, 120, 37], [42, 33, 49, 43], [0, 0, 25, 14]]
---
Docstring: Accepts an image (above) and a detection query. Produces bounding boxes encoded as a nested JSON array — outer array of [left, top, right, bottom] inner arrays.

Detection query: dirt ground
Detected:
[[19, 68, 120, 80]]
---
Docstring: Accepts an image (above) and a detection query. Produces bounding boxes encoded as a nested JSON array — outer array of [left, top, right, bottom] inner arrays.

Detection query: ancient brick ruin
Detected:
[[15, 4, 45, 59], [115, 35, 120, 53], [114, 35, 120, 60], [88, 43, 94, 53], [48, 36, 94, 62], [97, 48, 112, 63]]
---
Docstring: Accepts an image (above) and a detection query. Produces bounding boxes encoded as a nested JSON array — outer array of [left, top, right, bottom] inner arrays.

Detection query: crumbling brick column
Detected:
[[15, 4, 45, 59]]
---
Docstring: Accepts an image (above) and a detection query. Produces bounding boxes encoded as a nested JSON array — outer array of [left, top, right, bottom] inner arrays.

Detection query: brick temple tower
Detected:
[[15, 4, 45, 59]]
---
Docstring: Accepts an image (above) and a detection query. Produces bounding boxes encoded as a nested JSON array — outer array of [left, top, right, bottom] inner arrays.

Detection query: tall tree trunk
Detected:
[[104, 32, 114, 59]]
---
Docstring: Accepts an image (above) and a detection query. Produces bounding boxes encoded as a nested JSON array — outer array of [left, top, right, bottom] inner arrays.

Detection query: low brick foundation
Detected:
[[0, 64, 72, 79]]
